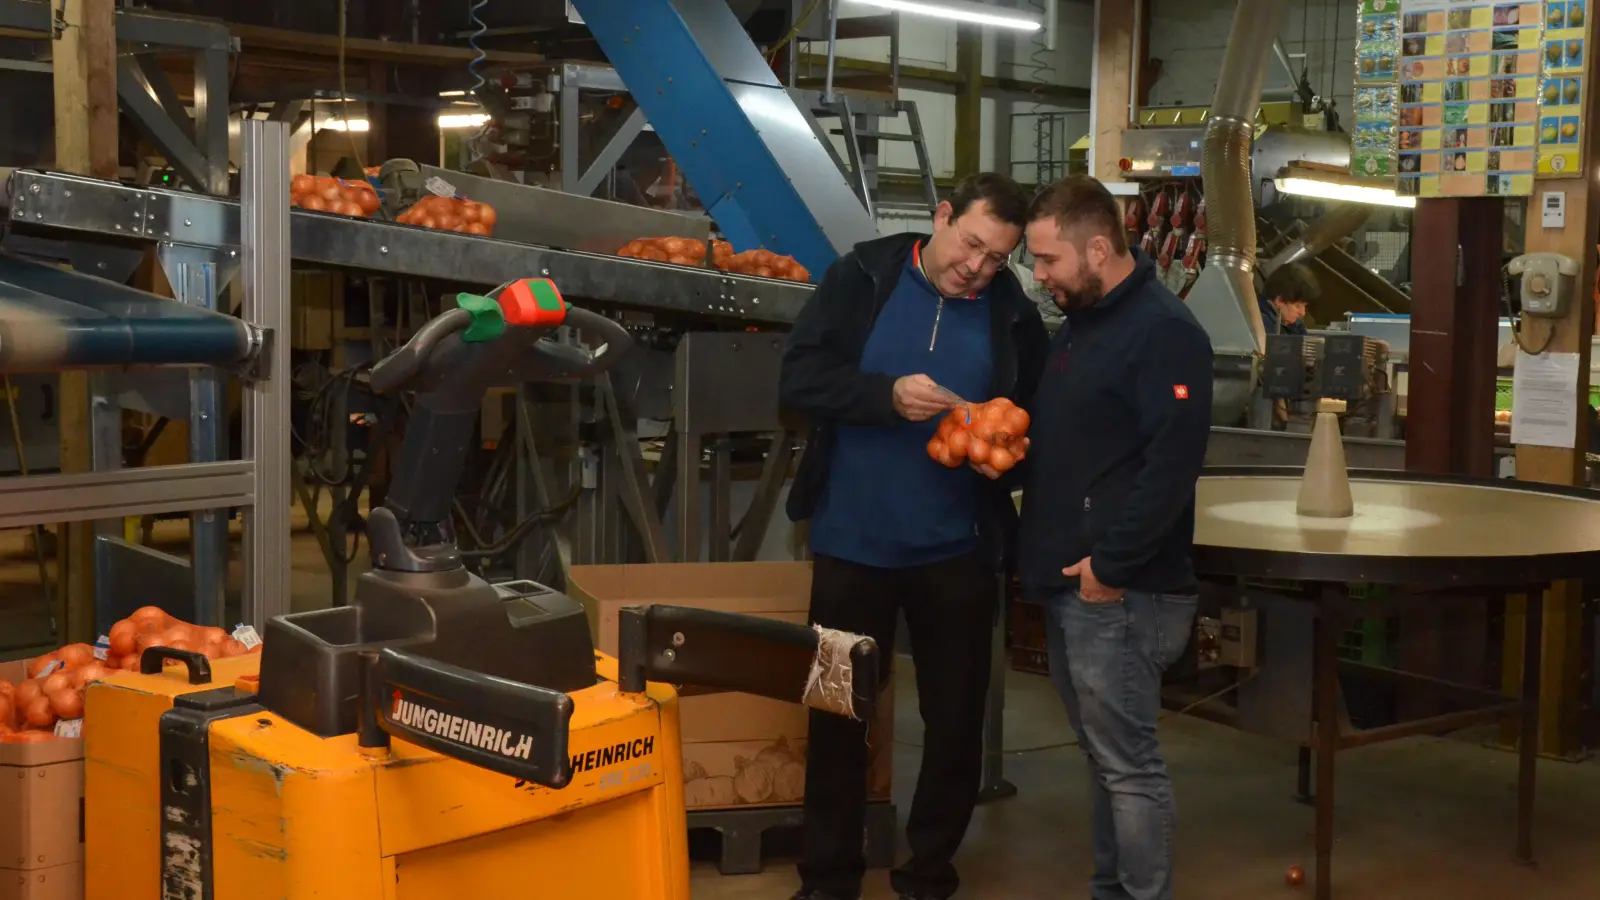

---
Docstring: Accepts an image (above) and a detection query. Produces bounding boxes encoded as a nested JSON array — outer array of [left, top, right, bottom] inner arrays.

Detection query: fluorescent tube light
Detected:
[[319, 118, 370, 132], [438, 113, 491, 130], [1275, 176, 1416, 209], [845, 0, 1042, 30]]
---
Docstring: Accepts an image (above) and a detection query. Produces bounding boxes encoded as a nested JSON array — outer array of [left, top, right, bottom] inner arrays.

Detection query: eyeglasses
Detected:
[[952, 217, 1013, 270]]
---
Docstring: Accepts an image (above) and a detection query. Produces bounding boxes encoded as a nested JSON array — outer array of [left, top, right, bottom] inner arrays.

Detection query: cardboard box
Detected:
[[0, 863, 83, 900], [567, 563, 894, 810], [0, 659, 84, 896]]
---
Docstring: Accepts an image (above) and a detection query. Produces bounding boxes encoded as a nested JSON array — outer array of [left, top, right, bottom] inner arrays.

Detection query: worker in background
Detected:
[[779, 172, 1049, 900], [1259, 261, 1320, 335], [1013, 175, 1213, 900]]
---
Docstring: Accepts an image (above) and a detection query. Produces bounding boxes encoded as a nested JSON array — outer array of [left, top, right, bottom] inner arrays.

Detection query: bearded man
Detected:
[[1015, 175, 1214, 900]]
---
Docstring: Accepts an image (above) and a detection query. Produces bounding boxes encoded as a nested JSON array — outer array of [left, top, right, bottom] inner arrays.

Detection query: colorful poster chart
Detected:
[[1355, 1, 1404, 178], [1537, 0, 1587, 175], [1397, 0, 1541, 197]]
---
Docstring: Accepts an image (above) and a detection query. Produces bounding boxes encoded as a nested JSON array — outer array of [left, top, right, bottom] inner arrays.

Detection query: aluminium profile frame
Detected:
[[0, 120, 291, 633]]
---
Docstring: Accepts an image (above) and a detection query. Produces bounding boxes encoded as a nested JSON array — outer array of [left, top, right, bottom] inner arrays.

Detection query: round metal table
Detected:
[[1191, 467, 1600, 900]]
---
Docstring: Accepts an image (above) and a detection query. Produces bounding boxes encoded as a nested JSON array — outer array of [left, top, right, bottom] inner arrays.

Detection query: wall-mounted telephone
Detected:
[[1506, 252, 1580, 318]]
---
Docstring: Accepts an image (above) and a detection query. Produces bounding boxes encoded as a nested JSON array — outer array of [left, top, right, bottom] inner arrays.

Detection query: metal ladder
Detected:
[[813, 96, 940, 218], [786, 5, 940, 219]]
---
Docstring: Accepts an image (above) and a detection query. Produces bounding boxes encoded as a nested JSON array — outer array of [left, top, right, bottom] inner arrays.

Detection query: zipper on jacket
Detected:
[[929, 296, 945, 352]]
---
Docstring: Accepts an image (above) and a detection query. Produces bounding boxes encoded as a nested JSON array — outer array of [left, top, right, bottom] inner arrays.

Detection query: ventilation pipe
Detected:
[[1263, 202, 1374, 275], [1183, 0, 1290, 424]]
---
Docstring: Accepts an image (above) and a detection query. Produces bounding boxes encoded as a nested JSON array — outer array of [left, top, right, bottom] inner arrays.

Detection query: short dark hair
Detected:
[[1025, 175, 1128, 254], [1265, 261, 1321, 304], [947, 172, 1030, 228]]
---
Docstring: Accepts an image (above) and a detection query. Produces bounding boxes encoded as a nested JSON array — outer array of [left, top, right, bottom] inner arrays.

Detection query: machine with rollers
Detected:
[[80, 279, 881, 899]]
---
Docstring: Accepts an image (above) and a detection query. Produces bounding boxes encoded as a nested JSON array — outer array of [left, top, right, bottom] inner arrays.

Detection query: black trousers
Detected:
[[798, 550, 996, 899]]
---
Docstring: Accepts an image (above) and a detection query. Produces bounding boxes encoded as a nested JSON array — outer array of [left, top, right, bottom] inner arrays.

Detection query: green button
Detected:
[[455, 292, 506, 342]]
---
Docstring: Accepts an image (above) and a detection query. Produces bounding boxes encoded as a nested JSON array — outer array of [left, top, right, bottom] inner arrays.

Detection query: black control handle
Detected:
[[616, 605, 879, 722], [139, 647, 213, 684], [369, 307, 472, 393], [369, 647, 575, 789]]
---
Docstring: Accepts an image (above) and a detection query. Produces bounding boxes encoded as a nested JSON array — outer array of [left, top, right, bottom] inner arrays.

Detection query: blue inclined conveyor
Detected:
[[569, 0, 880, 279], [0, 252, 253, 373]]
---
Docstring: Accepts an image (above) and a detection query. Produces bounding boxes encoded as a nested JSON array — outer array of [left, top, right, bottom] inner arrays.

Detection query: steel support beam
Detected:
[[117, 59, 210, 194], [573, 107, 648, 198], [570, 0, 876, 278], [239, 119, 291, 630], [0, 462, 254, 528]]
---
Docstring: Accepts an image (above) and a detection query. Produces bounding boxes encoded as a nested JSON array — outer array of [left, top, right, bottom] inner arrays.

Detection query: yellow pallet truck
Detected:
[[82, 280, 879, 899]]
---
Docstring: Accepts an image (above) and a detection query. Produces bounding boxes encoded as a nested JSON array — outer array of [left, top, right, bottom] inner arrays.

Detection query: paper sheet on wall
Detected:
[[1510, 349, 1580, 447]]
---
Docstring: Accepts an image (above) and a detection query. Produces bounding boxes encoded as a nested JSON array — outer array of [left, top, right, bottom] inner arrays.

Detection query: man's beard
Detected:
[[1050, 264, 1105, 312]]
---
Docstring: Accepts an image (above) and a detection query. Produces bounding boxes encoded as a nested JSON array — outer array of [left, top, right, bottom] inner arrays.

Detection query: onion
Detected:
[[967, 437, 992, 465], [40, 672, 71, 697], [1002, 407, 1030, 437], [109, 620, 137, 657], [15, 679, 42, 708], [989, 446, 1017, 472], [48, 688, 82, 720], [71, 663, 109, 688], [947, 429, 971, 459], [318, 181, 344, 204], [291, 174, 315, 195], [23, 695, 54, 729], [130, 606, 169, 631], [354, 188, 380, 215], [26, 653, 59, 679], [477, 204, 497, 229], [57, 644, 94, 670]]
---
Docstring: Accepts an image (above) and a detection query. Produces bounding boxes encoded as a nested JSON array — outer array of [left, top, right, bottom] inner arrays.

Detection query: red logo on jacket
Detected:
[[1173, 385, 1189, 400]]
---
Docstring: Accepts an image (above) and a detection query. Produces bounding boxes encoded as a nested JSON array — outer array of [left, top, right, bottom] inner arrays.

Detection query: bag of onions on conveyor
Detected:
[[615, 237, 812, 283], [290, 174, 381, 218], [0, 606, 261, 743], [395, 194, 499, 236]]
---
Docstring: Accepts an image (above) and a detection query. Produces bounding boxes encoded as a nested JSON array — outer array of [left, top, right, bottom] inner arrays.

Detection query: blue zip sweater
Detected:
[[808, 249, 994, 569]]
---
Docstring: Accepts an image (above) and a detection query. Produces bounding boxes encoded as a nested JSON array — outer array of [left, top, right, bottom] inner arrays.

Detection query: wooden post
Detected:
[[52, 0, 118, 643], [1494, 4, 1600, 761], [1090, 0, 1135, 180], [1499, 181, 1596, 759], [953, 26, 983, 179], [1399, 197, 1501, 716]]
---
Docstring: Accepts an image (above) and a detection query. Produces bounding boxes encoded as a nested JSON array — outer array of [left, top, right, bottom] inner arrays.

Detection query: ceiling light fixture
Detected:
[[1274, 175, 1416, 209], [845, 0, 1042, 31], [438, 113, 491, 130]]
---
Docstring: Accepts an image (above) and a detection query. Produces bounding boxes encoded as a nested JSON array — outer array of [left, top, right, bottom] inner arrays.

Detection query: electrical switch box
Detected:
[[1219, 606, 1258, 670]]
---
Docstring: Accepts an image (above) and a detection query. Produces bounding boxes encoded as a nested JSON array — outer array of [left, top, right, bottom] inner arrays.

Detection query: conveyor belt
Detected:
[[0, 251, 254, 372], [4, 170, 816, 327]]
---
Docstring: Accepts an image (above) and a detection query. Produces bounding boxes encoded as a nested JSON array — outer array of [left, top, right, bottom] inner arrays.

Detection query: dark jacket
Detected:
[[1017, 250, 1214, 595], [1259, 295, 1308, 336], [780, 232, 1051, 569]]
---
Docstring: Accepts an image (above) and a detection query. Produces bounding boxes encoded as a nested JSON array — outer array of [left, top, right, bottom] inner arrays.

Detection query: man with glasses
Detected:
[[779, 172, 1049, 900]]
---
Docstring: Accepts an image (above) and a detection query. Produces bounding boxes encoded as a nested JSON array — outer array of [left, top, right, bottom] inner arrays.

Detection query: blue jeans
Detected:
[[1043, 588, 1198, 900]]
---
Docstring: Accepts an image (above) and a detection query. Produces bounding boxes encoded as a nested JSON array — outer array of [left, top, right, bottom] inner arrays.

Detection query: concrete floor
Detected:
[[690, 658, 1600, 900], [4, 520, 1600, 899]]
